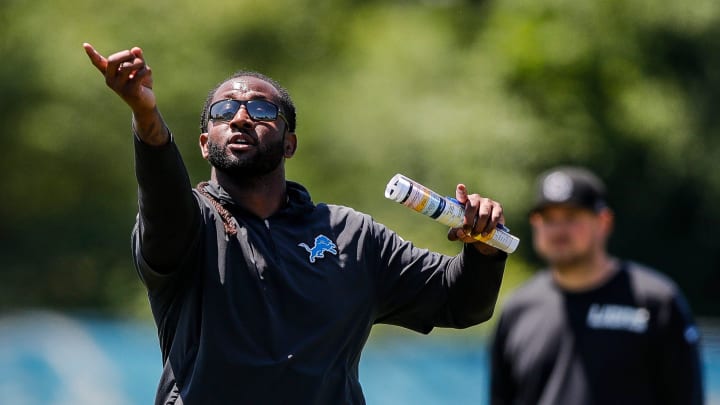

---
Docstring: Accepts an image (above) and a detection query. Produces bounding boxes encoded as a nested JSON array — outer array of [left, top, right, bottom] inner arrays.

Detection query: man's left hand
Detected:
[[447, 184, 504, 255]]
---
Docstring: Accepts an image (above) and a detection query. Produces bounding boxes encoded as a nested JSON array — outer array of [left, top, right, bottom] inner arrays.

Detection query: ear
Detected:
[[283, 132, 298, 158], [598, 208, 614, 237], [199, 132, 210, 160], [529, 212, 542, 229]]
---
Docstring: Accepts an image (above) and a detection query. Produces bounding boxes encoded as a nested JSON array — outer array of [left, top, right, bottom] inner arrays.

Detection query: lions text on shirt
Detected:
[[586, 303, 650, 333]]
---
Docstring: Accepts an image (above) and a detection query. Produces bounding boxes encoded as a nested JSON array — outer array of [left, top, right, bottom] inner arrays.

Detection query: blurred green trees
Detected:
[[1, 0, 718, 315]]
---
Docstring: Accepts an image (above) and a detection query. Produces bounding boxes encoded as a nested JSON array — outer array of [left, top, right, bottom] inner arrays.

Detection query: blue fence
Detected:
[[0, 311, 717, 404]]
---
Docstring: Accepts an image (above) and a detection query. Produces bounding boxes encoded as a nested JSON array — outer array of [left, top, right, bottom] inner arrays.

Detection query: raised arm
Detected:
[[83, 43, 199, 276]]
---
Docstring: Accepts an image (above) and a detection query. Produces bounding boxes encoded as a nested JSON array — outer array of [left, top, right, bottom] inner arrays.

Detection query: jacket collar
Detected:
[[199, 180, 315, 216]]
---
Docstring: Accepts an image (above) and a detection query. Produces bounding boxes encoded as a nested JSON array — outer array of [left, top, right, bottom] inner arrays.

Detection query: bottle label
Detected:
[[435, 198, 464, 228], [473, 228, 517, 252], [405, 183, 440, 216]]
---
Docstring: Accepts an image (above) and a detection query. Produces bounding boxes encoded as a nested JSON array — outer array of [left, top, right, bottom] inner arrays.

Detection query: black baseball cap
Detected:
[[531, 166, 608, 213]]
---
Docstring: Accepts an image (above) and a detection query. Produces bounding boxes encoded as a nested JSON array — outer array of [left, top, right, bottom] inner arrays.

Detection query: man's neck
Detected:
[[212, 168, 287, 219], [551, 253, 619, 292]]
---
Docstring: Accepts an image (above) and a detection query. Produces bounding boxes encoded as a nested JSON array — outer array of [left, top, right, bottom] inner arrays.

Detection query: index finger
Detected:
[[130, 46, 145, 60], [83, 43, 108, 74]]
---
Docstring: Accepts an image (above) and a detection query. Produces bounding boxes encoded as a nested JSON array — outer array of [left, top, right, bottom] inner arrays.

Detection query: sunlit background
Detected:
[[1, 0, 718, 403]]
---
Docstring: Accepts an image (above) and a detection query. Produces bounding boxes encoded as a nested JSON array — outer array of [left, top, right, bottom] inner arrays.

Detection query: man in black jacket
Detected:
[[490, 166, 703, 405], [83, 43, 508, 405]]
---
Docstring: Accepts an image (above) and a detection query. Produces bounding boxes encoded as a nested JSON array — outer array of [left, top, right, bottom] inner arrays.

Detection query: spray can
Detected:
[[384, 174, 520, 254]]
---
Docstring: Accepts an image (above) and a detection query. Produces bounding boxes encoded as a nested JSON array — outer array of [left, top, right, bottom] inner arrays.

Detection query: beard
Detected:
[[535, 237, 597, 271], [207, 135, 285, 179], [544, 251, 593, 270]]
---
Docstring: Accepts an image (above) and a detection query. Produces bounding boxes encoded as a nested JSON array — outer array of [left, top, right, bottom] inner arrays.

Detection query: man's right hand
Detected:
[[83, 43, 169, 146]]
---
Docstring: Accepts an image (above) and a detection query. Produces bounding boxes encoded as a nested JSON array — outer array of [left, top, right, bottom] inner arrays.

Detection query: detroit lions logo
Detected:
[[298, 234, 338, 263]]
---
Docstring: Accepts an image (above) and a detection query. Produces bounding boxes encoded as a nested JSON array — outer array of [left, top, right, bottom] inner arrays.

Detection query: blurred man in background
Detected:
[[489, 166, 704, 405], [83, 43, 508, 405]]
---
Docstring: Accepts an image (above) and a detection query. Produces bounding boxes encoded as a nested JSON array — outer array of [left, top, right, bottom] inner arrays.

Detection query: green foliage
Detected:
[[1, 0, 718, 315]]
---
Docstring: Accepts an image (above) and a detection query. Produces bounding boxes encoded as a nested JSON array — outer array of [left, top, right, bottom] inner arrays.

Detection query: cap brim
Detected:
[[530, 201, 603, 215]]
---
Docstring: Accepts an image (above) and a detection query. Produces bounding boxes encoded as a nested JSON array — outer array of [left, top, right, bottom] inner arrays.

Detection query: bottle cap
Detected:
[[384, 174, 413, 203]]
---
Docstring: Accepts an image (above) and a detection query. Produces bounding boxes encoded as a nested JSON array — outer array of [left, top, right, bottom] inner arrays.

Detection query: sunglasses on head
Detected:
[[208, 99, 288, 126]]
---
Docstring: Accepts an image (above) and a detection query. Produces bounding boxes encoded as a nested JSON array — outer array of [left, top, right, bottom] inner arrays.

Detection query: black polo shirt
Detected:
[[490, 262, 704, 405]]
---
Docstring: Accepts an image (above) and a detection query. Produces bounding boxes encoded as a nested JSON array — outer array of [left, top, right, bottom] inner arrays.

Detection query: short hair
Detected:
[[200, 70, 296, 133]]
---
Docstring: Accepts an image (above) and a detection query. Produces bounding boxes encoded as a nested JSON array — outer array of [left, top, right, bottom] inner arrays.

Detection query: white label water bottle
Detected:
[[384, 174, 520, 254]]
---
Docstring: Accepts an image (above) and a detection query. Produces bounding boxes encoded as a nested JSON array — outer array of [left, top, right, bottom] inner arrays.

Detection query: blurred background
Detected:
[[1, 0, 718, 403]]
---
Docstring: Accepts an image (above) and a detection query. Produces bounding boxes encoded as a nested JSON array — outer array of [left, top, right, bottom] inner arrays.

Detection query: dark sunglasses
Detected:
[[208, 99, 288, 126]]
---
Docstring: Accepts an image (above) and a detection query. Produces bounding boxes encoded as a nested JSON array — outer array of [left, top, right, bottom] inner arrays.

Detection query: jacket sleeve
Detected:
[[131, 133, 202, 284], [489, 312, 516, 405], [372, 219, 506, 333], [654, 291, 704, 405]]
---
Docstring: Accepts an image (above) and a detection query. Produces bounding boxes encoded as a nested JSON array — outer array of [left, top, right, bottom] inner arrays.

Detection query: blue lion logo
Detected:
[[298, 234, 338, 263]]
